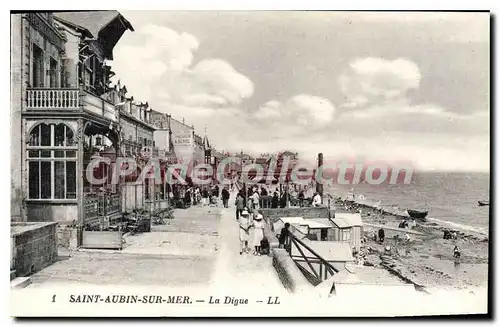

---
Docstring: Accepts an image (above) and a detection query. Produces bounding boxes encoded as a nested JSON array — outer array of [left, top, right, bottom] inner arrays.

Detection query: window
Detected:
[[341, 229, 351, 242], [32, 44, 44, 87], [49, 58, 58, 88], [27, 123, 77, 200], [320, 228, 328, 241]]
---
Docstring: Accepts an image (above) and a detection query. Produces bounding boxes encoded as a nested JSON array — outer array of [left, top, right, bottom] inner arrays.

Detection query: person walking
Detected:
[[195, 187, 201, 205], [214, 185, 220, 206], [235, 193, 245, 220], [298, 189, 305, 207], [378, 228, 385, 243], [202, 188, 209, 206], [221, 187, 230, 208], [312, 192, 322, 207], [251, 214, 265, 256], [271, 192, 279, 209], [184, 188, 192, 207], [239, 210, 251, 254], [278, 222, 291, 252], [250, 190, 260, 213]]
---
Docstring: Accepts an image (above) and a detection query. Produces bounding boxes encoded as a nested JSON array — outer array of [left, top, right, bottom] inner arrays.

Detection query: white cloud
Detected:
[[165, 59, 254, 107], [139, 24, 199, 70], [339, 57, 421, 108], [110, 24, 253, 110], [255, 94, 335, 128], [110, 22, 489, 172]]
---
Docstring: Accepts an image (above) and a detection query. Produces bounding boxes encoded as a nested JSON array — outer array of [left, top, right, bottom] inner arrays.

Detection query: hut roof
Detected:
[[331, 218, 352, 229], [334, 212, 363, 226], [301, 240, 354, 262], [305, 218, 334, 229]]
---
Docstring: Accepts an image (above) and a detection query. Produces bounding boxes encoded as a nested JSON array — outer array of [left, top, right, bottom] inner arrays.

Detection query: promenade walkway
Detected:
[[208, 194, 286, 295], [26, 197, 286, 294]]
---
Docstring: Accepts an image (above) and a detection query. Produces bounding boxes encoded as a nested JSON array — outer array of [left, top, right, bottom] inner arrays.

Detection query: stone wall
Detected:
[[272, 248, 312, 293], [56, 223, 78, 250], [11, 222, 58, 277], [263, 222, 279, 252], [260, 207, 333, 223], [26, 203, 78, 222]]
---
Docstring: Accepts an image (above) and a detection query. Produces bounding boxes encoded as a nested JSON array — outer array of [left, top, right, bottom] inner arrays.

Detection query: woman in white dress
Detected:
[[251, 213, 265, 256], [239, 210, 251, 255]]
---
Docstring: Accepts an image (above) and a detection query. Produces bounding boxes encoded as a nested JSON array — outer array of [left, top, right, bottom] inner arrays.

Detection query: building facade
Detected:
[[11, 12, 215, 243], [10, 12, 134, 245]]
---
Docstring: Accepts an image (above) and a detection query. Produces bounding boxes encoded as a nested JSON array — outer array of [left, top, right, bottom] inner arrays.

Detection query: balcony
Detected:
[[25, 88, 118, 123], [26, 88, 80, 109], [82, 90, 118, 123]]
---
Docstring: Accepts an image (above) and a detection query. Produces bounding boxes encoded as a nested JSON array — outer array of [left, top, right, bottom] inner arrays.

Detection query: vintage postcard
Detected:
[[9, 10, 490, 317]]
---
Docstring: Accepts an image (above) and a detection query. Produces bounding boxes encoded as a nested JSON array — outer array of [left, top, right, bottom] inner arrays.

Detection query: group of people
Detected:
[[173, 185, 233, 208], [236, 209, 267, 255], [232, 184, 324, 210], [233, 186, 263, 255]]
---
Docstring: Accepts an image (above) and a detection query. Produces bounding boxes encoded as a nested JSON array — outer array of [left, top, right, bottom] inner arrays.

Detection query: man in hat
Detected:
[[251, 213, 265, 256], [239, 209, 251, 254], [235, 193, 245, 220]]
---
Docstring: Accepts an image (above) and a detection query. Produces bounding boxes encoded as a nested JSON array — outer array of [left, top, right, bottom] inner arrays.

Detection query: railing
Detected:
[[286, 233, 339, 289], [26, 88, 119, 124], [84, 196, 100, 225], [82, 91, 118, 123], [26, 88, 80, 109], [105, 194, 121, 215], [84, 193, 121, 225]]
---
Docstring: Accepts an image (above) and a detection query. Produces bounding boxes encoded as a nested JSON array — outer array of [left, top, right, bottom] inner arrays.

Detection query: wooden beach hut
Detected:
[[330, 213, 363, 252]]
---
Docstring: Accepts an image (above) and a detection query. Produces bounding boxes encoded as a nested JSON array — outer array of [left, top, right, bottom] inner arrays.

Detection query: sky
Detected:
[[109, 11, 490, 172]]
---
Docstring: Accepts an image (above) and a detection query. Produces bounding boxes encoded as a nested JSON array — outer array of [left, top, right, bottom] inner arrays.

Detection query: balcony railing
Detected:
[[26, 88, 80, 109], [26, 88, 118, 123], [82, 91, 118, 123]]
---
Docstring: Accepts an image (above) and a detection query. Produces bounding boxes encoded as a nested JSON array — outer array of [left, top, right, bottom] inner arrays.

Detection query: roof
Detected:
[[345, 264, 407, 285], [324, 269, 362, 284], [280, 217, 306, 224], [333, 212, 363, 226], [54, 11, 134, 39], [203, 135, 210, 149], [276, 217, 334, 235], [299, 241, 354, 262], [305, 218, 334, 229], [331, 218, 352, 229]]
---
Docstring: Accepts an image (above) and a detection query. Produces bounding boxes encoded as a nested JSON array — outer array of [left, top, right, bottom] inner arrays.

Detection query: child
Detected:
[[251, 214, 265, 256], [260, 237, 270, 255], [279, 222, 291, 250], [239, 210, 250, 254]]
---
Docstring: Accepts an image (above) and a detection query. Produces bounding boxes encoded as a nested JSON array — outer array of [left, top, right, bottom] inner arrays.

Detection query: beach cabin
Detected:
[[273, 217, 333, 241], [330, 213, 363, 252], [295, 240, 355, 266]]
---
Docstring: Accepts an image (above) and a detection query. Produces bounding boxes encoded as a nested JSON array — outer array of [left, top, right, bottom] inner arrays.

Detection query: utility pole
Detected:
[[316, 153, 324, 200]]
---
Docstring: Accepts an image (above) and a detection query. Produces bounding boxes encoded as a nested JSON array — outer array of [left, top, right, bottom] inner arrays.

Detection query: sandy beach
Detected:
[[334, 199, 489, 292]]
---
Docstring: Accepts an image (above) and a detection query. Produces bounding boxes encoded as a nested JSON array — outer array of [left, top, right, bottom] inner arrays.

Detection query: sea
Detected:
[[325, 172, 490, 236]]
